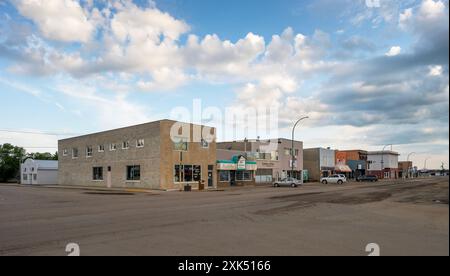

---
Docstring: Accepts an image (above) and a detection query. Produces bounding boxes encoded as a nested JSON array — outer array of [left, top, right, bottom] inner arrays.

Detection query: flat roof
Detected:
[[59, 119, 214, 142]]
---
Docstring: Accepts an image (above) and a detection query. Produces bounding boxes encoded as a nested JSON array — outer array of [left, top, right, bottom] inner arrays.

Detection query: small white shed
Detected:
[[20, 159, 58, 185]]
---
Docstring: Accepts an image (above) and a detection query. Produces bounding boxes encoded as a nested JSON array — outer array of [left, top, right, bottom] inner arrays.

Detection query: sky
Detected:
[[0, 0, 448, 169]]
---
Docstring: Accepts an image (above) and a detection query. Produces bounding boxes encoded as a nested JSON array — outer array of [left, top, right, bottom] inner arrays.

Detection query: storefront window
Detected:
[[174, 165, 182, 183], [243, 171, 252, 181], [184, 165, 193, 182], [127, 165, 141, 181], [219, 171, 230, 182], [193, 165, 201, 182]]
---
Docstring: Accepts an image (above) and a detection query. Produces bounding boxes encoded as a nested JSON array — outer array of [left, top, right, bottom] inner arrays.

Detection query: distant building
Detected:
[[367, 151, 400, 179], [20, 159, 58, 185], [216, 149, 257, 187], [335, 150, 368, 179], [398, 161, 414, 178], [303, 148, 336, 181], [58, 120, 217, 190], [217, 138, 304, 183]]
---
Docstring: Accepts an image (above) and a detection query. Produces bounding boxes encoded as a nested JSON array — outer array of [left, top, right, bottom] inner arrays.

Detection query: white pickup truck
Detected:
[[320, 174, 347, 185]]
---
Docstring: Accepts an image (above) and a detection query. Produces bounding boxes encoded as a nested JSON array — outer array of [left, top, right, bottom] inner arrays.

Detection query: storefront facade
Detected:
[[217, 156, 257, 188]]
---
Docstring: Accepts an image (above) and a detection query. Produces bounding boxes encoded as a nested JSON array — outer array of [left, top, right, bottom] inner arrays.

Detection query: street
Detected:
[[0, 177, 448, 256]]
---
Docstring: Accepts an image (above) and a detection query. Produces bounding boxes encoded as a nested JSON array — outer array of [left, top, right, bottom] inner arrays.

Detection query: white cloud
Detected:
[[429, 65, 443, 76], [12, 0, 95, 43], [385, 46, 402, 56]]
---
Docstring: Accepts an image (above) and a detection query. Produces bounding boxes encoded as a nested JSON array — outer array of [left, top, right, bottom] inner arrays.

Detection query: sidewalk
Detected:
[[0, 182, 158, 194]]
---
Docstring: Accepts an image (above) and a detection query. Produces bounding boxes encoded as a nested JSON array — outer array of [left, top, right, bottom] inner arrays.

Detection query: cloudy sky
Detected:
[[0, 0, 448, 169]]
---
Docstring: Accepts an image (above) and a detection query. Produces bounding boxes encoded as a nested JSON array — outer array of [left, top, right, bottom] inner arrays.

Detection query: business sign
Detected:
[[217, 163, 236, 170], [237, 156, 247, 171]]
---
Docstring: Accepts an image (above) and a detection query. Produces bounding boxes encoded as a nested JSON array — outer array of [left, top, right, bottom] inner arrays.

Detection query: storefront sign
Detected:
[[217, 163, 236, 170], [237, 156, 246, 171]]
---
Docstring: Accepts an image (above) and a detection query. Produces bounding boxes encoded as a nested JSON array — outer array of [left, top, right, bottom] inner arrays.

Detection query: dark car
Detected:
[[356, 175, 378, 182]]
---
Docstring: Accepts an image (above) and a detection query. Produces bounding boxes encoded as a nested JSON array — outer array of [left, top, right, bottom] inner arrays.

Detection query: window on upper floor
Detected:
[[86, 146, 93, 157], [137, 139, 145, 148]]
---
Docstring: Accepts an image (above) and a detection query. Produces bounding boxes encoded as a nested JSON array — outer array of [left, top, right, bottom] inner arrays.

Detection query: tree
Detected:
[[26, 151, 58, 161], [0, 144, 26, 182]]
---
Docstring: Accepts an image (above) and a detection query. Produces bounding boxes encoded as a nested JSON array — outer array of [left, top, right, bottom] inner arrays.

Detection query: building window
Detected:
[[23, 174, 27, 181], [122, 141, 129, 149], [33, 174, 37, 181], [86, 146, 93, 157], [93, 167, 103, 180], [184, 165, 193, 182], [200, 139, 209, 148], [284, 148, 291, 156], [193, 165, 201, 182], [63, 149, 68, 156], [236, 171, 253, 181], [127, 165, 141, 181], [295, 149, 299, 156], [219, 171, 230, 182], [98, 145, 105, 152], [72, 148, 79, 159], [23, 168, 27, 172], [137, 139, 145, 148], [110, 143, 117, 151], [174, 165, 182, 182], [174, 165, 201, 182]]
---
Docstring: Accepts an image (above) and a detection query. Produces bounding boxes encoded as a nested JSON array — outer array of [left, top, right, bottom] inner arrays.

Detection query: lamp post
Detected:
[[291, 116, 309, 181], [407, 152, 415, 179], [243, 138, 248, 158], [424, 157, 431, 170]]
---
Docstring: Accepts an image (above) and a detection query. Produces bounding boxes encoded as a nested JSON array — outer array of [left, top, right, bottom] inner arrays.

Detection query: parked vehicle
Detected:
[[273, 178, 302, 188], [356, 175, 378, 182], [321, 174, 347, 185]]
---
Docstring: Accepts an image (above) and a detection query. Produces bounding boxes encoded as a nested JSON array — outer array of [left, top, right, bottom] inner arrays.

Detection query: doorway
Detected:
[[208, 165, 214, 187], [230, 171, 236, 186], [107, 166, 112, 188]]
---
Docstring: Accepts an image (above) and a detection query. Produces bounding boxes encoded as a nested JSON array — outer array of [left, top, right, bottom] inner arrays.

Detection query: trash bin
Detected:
[[184, 185, 191, 192]]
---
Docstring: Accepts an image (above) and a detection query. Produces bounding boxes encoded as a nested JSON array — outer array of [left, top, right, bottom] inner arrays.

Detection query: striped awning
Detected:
[[335, 164, 352, 173]]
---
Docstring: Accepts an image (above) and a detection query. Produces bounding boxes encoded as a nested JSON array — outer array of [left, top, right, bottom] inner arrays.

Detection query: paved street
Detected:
[[0, 177, 448, 256]]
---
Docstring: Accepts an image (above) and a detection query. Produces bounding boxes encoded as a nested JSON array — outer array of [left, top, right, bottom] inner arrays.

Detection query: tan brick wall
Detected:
[[58, 121, 162, 189], [159, 120, 217, 190]]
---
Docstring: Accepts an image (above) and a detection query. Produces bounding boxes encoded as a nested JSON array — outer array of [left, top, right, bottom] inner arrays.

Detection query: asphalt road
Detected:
[[0, 177, 448, 256]]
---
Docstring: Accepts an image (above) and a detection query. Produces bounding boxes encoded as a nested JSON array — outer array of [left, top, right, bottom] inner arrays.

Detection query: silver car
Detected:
[[320, 174, 347, 185], [273, 178, 302, 188]]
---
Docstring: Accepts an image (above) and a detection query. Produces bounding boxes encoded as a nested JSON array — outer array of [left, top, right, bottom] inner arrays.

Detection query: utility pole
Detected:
[[291, 116, 309, 181]]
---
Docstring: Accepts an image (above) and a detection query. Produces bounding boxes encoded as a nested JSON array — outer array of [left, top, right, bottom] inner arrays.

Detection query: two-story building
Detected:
[[217, 138, 304, 184], [335, 149, 368, 179], [367, 150, 400, 179], [58, 120, 217, 190], [303, 147, 336, 181]]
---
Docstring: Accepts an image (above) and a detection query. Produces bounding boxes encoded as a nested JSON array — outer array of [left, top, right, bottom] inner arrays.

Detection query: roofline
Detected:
[[58, 119, 215, 142], [217, 138, 304, 143]]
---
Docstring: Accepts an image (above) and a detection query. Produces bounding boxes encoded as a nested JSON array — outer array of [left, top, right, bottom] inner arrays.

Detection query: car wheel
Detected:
[[322, 180, 328, 185], [337, 180, 343, 185], [291, 183, 297, 188], [274, 183, 280, 187]]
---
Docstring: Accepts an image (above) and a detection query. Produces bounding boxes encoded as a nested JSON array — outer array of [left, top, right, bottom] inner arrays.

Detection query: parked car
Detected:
[[321, 174, 347, 185], [356, 175, 378, 182], [273, 178, 302, 188]]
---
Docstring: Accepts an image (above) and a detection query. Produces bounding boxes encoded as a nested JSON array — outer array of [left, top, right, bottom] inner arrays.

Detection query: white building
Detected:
[[367, 151, 399, 179], [20, 159, 58, 185]]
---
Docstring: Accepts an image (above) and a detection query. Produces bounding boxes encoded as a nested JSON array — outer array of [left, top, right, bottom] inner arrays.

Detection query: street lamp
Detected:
[[407, 152, 416, 179], [291, 116, 309, 181], [424, 157, 431, 170]]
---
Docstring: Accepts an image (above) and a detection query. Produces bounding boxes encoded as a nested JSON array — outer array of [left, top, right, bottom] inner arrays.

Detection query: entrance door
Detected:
[[208, 165, 214, 187], [107, 166, 112, 188], [230, 171, 236, 186]]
